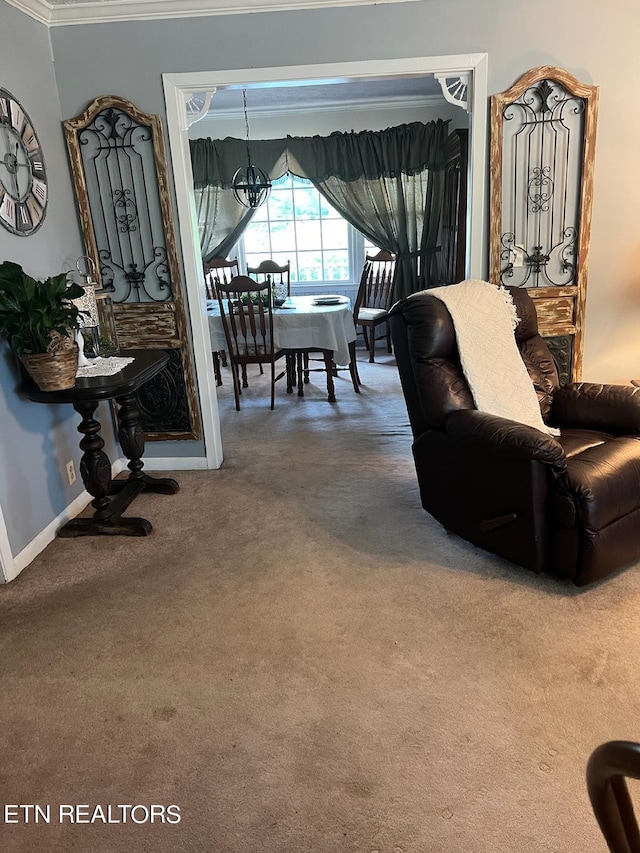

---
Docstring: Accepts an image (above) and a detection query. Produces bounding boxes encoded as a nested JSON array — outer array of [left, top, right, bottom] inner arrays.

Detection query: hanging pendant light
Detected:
[[232, 89, 271, 209]]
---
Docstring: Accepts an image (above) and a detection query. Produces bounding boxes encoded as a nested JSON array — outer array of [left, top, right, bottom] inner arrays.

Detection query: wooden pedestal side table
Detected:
[[24, 350, 179, 537]]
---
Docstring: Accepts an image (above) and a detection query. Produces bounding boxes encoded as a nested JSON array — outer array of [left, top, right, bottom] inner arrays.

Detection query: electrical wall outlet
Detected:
[[66, 460, 76, 486]]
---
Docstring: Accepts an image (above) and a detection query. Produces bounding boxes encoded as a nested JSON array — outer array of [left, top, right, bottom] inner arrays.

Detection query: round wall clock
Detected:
[[0, 88, 47, 236]]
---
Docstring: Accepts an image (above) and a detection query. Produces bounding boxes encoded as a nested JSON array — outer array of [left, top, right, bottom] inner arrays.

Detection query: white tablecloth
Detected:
[[207, 295, 356, 367]]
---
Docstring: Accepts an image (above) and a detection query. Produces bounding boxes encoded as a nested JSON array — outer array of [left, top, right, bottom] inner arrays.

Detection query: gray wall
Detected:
[[0, 0, 119, 564], [49, 0, 640, 385]]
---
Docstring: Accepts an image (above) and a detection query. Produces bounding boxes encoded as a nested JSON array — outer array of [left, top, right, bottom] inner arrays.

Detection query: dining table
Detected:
[[206, 294, 360, 401]]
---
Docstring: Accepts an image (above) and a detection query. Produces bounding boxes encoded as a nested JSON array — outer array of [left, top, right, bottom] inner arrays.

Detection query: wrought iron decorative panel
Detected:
[[136, 349, 192, 433], [64, 95, 200, 440], [545, 335, 573, 386], [490, 67, 599, 381]]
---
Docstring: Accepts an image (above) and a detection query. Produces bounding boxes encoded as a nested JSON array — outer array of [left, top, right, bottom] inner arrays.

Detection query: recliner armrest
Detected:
[[445, 409, 567, 474], [550, 382, 640, 434]]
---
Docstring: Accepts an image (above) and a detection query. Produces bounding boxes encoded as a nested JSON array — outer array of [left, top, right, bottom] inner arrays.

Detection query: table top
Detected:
[[276, 294, 351, 312], [207, 294, 356, 366], [24, 349, 169, 404]]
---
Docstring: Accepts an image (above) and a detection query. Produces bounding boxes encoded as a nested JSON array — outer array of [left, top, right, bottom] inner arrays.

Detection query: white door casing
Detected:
[[162, 54, 489, 468]]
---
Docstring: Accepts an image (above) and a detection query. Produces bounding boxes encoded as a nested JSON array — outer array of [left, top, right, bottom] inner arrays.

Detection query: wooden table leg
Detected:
[[296, 352, 305, 397], [115, 391, 180, 498], [322, 350, 336, 403], [212, 351, 222, 386], [285, 352, 295, 394], [348, 340, 361, 393], [74, 399, 112, 519], [59, 400, 153, 537], [59, 393, 179, 538]]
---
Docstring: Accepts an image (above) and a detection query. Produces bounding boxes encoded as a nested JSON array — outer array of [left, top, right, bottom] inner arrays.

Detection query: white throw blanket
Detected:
[[422, 279, 559, 436]]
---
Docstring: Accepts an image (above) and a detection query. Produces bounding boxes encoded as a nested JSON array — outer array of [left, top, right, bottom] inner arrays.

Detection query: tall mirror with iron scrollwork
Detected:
[[489, 66, 599, 383], [64, 95, 201, 441]]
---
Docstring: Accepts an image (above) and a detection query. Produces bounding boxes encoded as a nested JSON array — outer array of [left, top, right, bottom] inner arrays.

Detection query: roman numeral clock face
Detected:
[[0, 88, 47, 236]]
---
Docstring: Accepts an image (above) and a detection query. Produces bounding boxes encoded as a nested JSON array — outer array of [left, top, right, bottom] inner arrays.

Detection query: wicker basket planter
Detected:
[[20, 344, 79, 391]]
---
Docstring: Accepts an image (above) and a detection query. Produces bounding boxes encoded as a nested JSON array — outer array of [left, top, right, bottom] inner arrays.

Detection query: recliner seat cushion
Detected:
[[552, 433, 640, 532], [559, 428, 608, 459]]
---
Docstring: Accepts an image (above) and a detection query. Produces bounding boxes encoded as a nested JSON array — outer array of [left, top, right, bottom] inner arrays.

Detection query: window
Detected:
[[236, 174, 375, 287]]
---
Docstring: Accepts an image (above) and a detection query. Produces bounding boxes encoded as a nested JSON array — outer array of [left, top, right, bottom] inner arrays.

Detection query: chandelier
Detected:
[[232, 89, 271, 209]]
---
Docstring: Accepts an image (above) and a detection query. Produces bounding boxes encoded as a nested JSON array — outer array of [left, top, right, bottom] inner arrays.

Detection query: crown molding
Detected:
[[5, 0, 424, 27]]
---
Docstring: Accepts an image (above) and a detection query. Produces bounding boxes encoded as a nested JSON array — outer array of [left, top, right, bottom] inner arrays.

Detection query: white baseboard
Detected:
[[2, 455, 210, 583], [138, 456, 210, 471], [3, 458, 128, 584], [6, 493, 94, 583]]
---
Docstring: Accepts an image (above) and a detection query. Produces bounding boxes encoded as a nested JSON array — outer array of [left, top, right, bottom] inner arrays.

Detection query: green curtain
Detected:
[[290, 122, 449, 299], [190, 138, 287, 261], [190, 137, 287, 189], [189, 120, 450, 294]]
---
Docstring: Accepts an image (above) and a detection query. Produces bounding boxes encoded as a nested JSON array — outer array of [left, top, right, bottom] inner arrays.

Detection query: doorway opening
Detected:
[[163, 54, 488, 468]]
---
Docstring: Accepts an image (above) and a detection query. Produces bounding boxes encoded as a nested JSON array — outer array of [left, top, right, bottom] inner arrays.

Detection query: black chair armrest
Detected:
[[445, 409, 567, 474], [586, 740, 640, 852], [550, 382, 640, 434]]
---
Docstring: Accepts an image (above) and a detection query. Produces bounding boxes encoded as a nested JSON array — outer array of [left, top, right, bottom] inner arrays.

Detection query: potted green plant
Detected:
[[0, 261, 86, 391]]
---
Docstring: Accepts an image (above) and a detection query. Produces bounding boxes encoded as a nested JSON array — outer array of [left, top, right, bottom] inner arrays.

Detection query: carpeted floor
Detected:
[[1, 352, 638, 852]]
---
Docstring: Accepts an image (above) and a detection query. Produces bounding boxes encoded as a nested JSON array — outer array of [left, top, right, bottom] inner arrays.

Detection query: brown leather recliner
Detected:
[[388, 286, 640, 586]]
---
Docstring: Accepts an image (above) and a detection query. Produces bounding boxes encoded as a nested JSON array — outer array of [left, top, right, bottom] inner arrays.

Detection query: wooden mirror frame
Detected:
[[489, 66, 599, 382], [64, 95, 201, 441]]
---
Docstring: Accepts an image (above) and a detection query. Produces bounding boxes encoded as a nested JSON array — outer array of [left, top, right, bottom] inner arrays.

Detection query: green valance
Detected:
[[189, 120, 450, 189], [190, 137, 286, 190]]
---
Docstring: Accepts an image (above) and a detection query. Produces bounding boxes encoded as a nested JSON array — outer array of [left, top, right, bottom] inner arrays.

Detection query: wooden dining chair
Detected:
[[248, 259, 308, 388], [203, 256, 239, 299], [203, 257, 239, 385], [248, 260, 359, 396], [247, 259, 291, 303], [215, 275, 288, 411], [587, 740, 640, 852], [353, 250, 396, 363]]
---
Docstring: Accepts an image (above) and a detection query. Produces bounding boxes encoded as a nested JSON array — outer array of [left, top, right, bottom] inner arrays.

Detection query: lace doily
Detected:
[[76, 356, 135, 378]]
